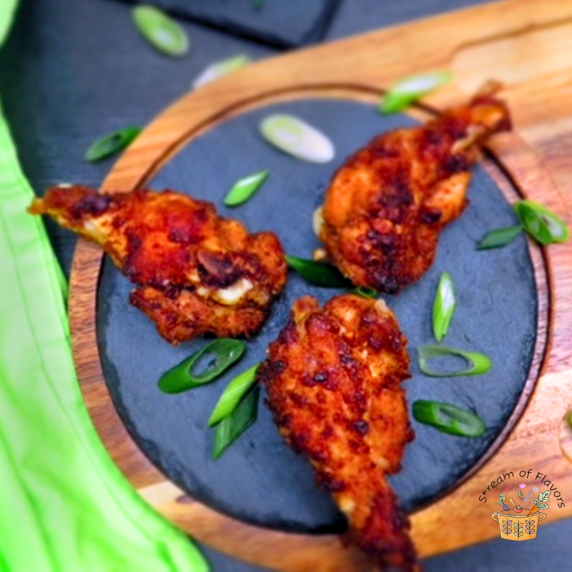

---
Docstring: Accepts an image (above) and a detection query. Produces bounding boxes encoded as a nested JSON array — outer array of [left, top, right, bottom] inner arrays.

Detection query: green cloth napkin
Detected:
[[0, 4, 207, 572]]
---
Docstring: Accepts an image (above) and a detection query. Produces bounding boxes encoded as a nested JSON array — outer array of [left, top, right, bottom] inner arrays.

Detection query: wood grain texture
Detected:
[[69, 0, 572, 568]]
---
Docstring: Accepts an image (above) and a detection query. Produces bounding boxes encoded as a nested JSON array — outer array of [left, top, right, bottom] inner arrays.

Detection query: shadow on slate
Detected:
[[113, 0, 342, 48], [97, 99, 538, 533]]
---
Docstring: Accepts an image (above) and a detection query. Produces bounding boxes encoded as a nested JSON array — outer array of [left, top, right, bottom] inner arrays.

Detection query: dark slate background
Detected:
[[2, 0, 572, 571]]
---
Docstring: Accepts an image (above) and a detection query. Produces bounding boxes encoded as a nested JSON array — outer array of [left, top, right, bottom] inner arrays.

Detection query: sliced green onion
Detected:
[[224, 170, 269, 207], [132, 5, 190, 57], [515, 200, 571, 245], [260, 115, 334, 164], [84, 127, 141, 162], [208, 365, 259, 427], [158, 339, 246, 394], [353, 287, 379, 299], [432, 272, 456, 342], [285, 255, 350, 288], [193, 55, 252, 89], [213, 386, 259, 459], [380, 71, 453, 114], [413, 400, 486, 438], [477, 225, 523, 250], [418, 344, 492, 377]]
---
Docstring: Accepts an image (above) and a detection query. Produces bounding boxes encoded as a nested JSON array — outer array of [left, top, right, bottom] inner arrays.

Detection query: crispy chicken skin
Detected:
[[320, 92, 511, 293], [258, 294, 416, 570], [29, 186, 287, 343]]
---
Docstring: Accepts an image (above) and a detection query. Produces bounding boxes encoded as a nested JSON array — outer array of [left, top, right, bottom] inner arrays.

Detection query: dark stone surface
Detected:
[[2, 0, 571, 570], [114, 0, 342, 48], [98, 98, 537, 531]]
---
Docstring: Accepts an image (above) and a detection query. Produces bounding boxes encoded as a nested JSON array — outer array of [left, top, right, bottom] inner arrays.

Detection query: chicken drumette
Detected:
[[30, 186, 287, 343], [258, 294, 416, 571], [320, 90, 511, 293]]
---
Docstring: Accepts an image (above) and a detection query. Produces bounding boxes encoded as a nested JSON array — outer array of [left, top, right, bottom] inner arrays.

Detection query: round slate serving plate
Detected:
[[97, 99, 537, 534], [69, 13, 572, 565]]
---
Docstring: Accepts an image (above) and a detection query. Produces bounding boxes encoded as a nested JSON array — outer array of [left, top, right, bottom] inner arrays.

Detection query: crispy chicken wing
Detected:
[[320, 91, 511, 293], [29, 186, 287, 343], [258, 294, 416, 570]]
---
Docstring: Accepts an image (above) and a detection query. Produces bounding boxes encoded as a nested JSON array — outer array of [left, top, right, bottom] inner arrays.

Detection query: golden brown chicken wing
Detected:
[[257, 294, 416, 571], [320, 91, 511, 293], [29, 186, 287, 343]]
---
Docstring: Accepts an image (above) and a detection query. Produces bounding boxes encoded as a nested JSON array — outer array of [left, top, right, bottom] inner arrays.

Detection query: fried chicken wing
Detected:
[[258, 294, 416, 570], [29, 186, 287, 343], [320, 91, 511, 293]]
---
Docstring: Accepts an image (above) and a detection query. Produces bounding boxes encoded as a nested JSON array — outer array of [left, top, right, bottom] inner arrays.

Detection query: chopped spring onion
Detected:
[[213, 385, 260, 459], [193, 55, 252, 89], [224, 170, 269, 207], [158, 339, 246, 394], [380, 70, 453, 114], [260, 115, 334, 164], [432, 272, 456, 342], [208, 365, 259, 427], [515, 200, 570, 245], [286, 255, 349, 288], [353, 287, 379, 299], [132, 5, 190, 57], [413, 400, 486, 438], [84, 127, 141, 162], [477, 225, 523, 250], [418, 344, 492, 377], [313, 206, 324, 237]]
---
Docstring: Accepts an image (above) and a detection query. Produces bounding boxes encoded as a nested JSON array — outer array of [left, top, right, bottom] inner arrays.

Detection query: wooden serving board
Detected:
[[69, 0, 572, 569]]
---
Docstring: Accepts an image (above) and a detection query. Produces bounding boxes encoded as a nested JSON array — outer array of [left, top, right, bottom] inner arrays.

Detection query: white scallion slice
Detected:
[[132, 5, 190, 57], [259, 115, 334, 164], [432, 271, 456, 342], [224, 170, 268, 207], [381, 71, 453, 114], [192, 55, 252, 89]]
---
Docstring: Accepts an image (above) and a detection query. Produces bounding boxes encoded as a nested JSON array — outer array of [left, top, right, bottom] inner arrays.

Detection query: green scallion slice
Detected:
[[213, 385, 259, 459], [515, 200, 571, 245], [353, 287, 379, 299], [224, 170, 269, 207], [413, 400, 486, 438], [285, 255, 350, 288], [418, 344, 492, 377], [432, 272, 456, 342], [132, 5, 190, 57], [84, 127, 141, 162], [380, 70, 453, 114], [193, 55, 252, 89], [477, 225, 523, 250], [260, 115, 334, 164], [208, 365, 259, 427], [158, 339, 246, 394]]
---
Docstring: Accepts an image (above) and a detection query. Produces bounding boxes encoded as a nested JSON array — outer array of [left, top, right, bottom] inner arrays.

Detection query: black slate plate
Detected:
[[97, 98, 537, 533], [116, 0, 342, 48]]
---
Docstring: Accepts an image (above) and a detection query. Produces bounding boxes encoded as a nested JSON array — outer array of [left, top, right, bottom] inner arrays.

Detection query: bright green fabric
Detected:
[[0, 5, 208, 572]]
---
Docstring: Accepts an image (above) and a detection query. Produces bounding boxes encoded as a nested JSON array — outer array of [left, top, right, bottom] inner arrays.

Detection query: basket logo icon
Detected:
[[491, 484, 551, 541]]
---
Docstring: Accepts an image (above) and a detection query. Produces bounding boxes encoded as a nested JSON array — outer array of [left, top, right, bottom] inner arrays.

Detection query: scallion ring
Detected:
[[213, 385, 259, 459], [432, 272, 456, 342], [193, 55, 251, 89], [353, 287, 379, 299], [413, 400, 486, 438], [380, 71, 453, 114], [132, 5, 190, 57], [158, 339, 246, 394], [515, 200, 570, 245], [224, 170, 269, 207], [285, 255, 350, 288], [418, 344, 492, 377], [260, 115, 334, 164], [477, 225, 523, 250], [208, 365, 259, 427], [84, 127, 141, 162]]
